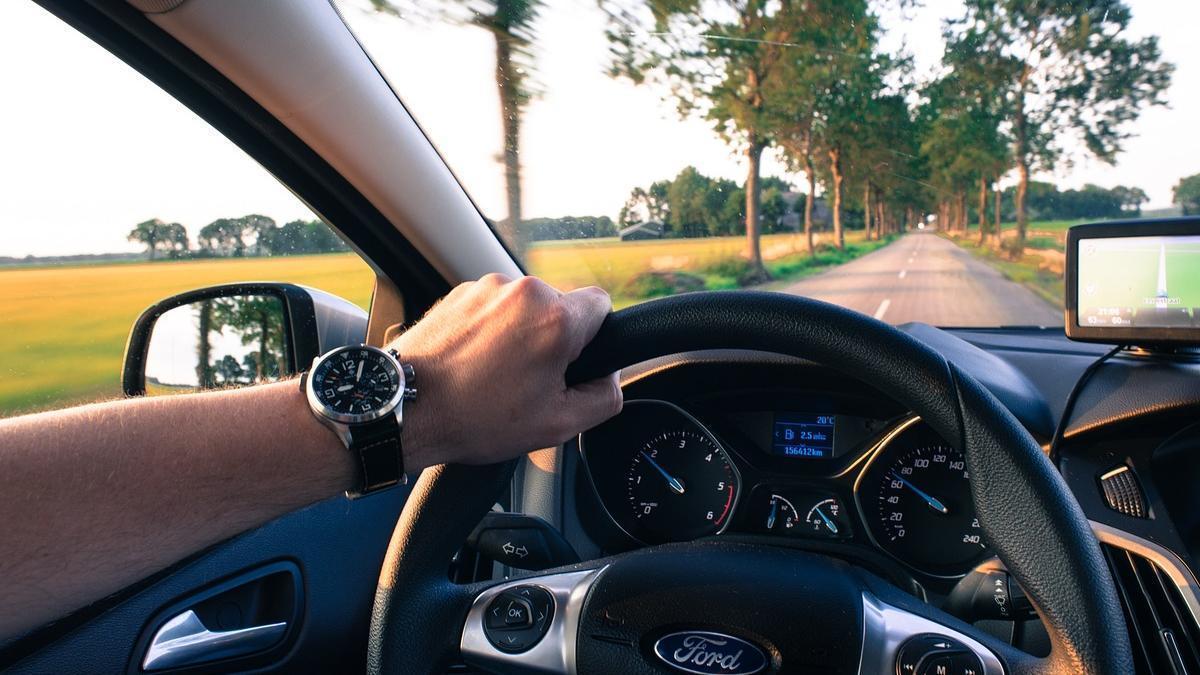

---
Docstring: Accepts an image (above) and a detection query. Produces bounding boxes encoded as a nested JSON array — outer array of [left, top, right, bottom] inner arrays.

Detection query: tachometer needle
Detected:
[[891, 472, 949, 514], [640, 451, 685, 495]]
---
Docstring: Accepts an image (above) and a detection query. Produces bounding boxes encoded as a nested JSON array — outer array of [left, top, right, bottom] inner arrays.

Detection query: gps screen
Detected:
[[1076, 234, 1200, 329]]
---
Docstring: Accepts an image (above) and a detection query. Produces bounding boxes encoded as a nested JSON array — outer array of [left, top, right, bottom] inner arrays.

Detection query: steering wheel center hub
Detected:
[[575, 543, 864, 674]]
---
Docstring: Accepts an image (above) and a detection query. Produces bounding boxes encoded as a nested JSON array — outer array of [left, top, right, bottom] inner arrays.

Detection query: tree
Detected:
[[604, 0, 810, 280], [127, 218, 187, 260], [804, 0, 884, 249], [371, 0, 541, 258], [1111, 185, 1148, 215], [1173, 174, 1200, 216], [951, 0, 1172, 248], [198, 218, 247, 257], [237, 214, 276, 255], [619, 181, 670, 226], [161, 223, 190, 259]]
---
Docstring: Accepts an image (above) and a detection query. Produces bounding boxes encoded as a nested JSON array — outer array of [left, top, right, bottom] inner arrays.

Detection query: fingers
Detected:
[[559, 286, 612, 360], [560, 372, 623, 437]]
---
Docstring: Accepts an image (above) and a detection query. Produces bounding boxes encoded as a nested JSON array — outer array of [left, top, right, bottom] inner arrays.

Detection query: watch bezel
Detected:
[[306, 344, 406, 426]]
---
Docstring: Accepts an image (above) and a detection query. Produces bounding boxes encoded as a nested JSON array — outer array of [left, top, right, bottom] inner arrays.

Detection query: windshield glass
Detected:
[[337, 1, 1192, 326]]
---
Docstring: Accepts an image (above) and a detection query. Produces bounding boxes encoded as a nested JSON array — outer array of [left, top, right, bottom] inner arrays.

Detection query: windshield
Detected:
[[337, 1, 1191, 326]]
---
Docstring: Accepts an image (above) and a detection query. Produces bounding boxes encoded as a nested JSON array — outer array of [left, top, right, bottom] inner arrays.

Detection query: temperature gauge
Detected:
[[803, 498, 849, 539], [761, 492, 850, 539]]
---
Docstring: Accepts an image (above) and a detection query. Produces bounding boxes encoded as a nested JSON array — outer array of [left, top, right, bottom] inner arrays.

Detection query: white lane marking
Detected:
[[898, 269, 907, 279], [873, 299, 891, 320]]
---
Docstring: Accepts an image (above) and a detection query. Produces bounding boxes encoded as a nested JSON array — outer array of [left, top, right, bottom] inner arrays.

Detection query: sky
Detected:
[[1, 0, 1196, 258]]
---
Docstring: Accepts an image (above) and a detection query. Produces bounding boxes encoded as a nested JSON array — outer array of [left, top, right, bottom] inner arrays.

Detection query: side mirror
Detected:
[[122, 283, 368, 397]]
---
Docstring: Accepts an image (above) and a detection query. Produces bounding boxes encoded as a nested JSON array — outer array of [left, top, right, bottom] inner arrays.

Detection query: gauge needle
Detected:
[[640, 451, 685, 495], [891, 472, 950, 514], [815, 506, 839, 534], [767, 498, 778, 530]]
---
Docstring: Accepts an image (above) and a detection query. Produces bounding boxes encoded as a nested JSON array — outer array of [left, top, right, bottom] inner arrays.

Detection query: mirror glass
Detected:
[[144, 294, 290, 395]]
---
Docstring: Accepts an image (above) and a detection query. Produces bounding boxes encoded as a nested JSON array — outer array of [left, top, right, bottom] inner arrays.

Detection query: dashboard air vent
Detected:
[[1103, 543, 1200, 674], [1100, 465, 1148, 519]]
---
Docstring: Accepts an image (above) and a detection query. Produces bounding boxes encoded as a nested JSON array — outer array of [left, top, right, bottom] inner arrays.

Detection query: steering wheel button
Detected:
[[918, 655, 955, 675], [951, 652, 984, 675], [502, 597, 532, 627]]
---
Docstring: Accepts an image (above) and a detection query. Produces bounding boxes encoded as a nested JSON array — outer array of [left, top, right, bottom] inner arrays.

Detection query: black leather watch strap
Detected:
[[348, 412, 405, 496]]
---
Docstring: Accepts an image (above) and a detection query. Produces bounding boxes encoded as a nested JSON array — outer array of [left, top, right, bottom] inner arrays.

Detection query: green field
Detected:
[[0, 230, 883, 417]]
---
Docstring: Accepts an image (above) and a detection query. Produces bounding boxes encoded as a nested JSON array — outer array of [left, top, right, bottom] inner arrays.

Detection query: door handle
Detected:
[[142, 609, 288, 671]]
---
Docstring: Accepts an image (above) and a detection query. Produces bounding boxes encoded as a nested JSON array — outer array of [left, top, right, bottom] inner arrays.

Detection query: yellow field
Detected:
[[0, 230, 869, 417], [0, 254, 376, 416], [527, 231, 848, 293]]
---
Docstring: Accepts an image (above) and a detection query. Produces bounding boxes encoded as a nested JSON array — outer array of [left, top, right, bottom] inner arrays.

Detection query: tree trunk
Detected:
[[1013, 97, 1029, 251], [906, 207, 914, 233], [196, 300, 213, 388], [993, 177, 1002, 247], [829, 146, 844, 250], [804, 145, 816, 255], [495, 32, 525, 258], [744, 138, 768, 280], [258, 310, 269, 381], [978, 176, 988, 245], [863, 183, 872, 241]]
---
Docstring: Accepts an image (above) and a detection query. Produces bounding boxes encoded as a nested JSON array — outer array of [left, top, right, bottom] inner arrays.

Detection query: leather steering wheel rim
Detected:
[[368, 290, 1130, 674]]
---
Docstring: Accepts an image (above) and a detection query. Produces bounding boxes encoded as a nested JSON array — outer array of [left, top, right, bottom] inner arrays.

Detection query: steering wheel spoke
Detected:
[[460, 567, 603, 674]]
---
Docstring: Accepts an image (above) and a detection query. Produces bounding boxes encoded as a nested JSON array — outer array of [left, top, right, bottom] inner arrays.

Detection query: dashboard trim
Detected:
[[1091, 520, 1200, 631]]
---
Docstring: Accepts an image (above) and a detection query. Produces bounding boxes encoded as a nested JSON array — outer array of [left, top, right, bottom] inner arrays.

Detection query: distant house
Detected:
[[619, 221, 665, 241], [779, 193, 832, 231]]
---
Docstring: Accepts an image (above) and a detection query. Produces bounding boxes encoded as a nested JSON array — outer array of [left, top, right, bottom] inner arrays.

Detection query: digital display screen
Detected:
[[771, 413, 836, 458], [1077, 235, 1200, 329]]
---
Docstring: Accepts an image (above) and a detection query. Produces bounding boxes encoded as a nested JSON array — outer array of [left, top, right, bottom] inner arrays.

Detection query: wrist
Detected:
[[392, 347, 445, 473]]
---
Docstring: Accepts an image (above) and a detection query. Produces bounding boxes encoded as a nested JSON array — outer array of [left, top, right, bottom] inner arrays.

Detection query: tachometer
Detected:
[[627, 429, 739, 542], [579, 400, 742, 545], [857, 422, 989, 575]]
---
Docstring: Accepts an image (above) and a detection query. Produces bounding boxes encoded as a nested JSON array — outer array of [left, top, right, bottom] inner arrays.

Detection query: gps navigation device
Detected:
[[1066, 218, 1200, 345]]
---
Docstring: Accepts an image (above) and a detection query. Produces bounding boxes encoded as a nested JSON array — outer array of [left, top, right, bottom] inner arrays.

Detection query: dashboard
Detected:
[[579, 398, 988, 580]]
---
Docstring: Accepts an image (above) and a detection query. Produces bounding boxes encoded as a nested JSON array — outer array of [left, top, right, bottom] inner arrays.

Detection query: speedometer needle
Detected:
[[891, 472, 949, 514], [641, 451, 686, 495]]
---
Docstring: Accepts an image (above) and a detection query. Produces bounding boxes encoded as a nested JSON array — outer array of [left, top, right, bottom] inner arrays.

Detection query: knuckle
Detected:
[[479, 272, 510, 287], [510, 274, 550, 300]]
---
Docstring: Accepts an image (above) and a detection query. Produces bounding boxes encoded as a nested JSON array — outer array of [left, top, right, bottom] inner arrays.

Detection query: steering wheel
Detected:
[[367, 291, 1130, 674]]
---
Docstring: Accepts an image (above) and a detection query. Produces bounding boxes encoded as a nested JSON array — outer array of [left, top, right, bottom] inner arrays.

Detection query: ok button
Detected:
[[503, 597, 533, 628]]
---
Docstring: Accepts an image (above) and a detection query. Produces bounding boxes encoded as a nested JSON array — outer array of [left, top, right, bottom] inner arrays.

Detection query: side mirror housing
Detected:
[[122, 283, 368, 397]]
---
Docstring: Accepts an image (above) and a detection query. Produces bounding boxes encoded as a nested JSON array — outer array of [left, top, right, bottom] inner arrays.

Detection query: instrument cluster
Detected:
[[578, 399, 992, 578]]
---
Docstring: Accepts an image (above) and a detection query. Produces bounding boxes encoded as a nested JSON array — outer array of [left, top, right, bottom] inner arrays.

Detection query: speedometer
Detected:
[[857, 422, 989, 575]]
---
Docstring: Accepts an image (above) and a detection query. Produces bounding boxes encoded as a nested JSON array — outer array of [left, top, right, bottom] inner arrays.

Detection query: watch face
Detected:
[[311, 347, 401, 418]]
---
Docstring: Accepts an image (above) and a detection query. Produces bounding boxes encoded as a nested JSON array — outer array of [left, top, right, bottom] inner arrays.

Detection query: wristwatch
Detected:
[[303, 344, 416, 496]]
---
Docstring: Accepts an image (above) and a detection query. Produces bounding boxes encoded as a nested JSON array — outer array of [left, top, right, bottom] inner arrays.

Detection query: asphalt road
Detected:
[[780, 233, 1062, 327]]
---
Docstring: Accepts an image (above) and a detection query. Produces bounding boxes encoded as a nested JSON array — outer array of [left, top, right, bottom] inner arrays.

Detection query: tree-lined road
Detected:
[[781, 233, 1061, 327]]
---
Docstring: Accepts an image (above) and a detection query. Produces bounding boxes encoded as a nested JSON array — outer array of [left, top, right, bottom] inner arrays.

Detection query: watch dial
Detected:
[[312, 348, 400, 416]]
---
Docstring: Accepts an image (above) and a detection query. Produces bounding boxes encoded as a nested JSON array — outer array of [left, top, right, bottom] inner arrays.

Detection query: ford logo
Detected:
[[653, 631, 768, 675]]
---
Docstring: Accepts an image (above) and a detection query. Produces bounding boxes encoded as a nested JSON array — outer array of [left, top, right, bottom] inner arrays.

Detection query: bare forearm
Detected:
[[0, 381, 353, 639]]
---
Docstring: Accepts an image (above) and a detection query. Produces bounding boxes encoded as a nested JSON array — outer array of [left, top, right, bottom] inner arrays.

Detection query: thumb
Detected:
[[560, 372, 623, 437]]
